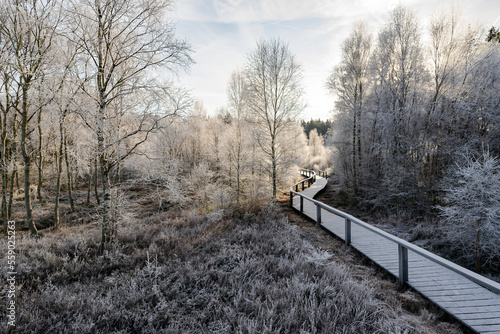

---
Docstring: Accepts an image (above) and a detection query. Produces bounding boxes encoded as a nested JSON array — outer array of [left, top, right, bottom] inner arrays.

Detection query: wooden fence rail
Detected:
[[290, 169, 500, 333]]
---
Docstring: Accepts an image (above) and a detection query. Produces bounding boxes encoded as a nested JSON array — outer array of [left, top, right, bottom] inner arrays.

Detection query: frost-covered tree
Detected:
[[439, 150, 500, 273], [327, 22, 371, 194], [0, 0, 60, 235], [369, 4, 427, 212], [245, 38, 305, 199], [69, 0, 192, 244], [225, 69, 250, 203], [418, 6, 465, 204], [306, 129, 329, 171], [0, 11, 16, 233], [327, 3, 500, 219]]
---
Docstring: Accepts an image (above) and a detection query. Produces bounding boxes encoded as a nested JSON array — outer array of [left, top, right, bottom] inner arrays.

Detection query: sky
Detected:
[[171, 0, 499, 120]]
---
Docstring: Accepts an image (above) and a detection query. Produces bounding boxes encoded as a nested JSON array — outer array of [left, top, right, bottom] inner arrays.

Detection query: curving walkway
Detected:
[[290, 170, 500, 334]]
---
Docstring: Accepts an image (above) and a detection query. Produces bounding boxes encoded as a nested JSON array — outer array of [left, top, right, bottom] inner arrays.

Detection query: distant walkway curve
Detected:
[[290, 169, 500, 334]]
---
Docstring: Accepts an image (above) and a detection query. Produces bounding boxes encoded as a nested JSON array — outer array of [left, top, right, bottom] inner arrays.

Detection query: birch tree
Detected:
[[327, 22, 372, 194], [69, 0, 192, 244], [0, 11, 14, 232], [226, 69, 249, 203], [367, 4, 427, 212], [245, 38, 305, 199], [420, 7, 464, 203], [0, 0, 60, 235]]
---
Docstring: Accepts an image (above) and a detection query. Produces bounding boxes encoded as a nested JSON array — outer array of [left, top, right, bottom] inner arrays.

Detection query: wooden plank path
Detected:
[[290, 170, 500, 334]]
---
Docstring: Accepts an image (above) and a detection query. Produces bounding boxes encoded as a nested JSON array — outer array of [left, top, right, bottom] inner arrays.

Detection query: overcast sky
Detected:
[[172, 0, 499, 120]]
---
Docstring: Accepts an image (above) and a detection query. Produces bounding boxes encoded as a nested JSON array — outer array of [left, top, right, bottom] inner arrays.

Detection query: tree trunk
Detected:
[[115, 160, 121, 184], [1, 107, 7, 233], [94, 158, 100, 206], [8, 104, 18, 221], [1, 170, 7, 233], [64, 130, 75, 211], [15, 166, 20, 190], [37, 107, 44, 204], [357, 82, 363, 193], [271, 137, 277, 200], [236, 122, 242, 204], [352, 96, 357, 193], [54, 115, 66, 229], [236, 159, 241, 204], [475, 220, 481, 273], [20, 82, 37, 236], [100, 162, 111, 245], [97, 3, 111, 247], [54, 156, 62, 230], [86, 167, 91, 206], [8, 169, 16, 221]]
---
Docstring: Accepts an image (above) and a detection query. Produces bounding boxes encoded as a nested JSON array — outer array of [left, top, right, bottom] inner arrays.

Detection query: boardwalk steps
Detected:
[[290, 170, 500, 334]]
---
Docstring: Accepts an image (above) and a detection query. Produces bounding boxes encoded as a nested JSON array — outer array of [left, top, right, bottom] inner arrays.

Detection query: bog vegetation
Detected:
[[1, 199, 464, 333], [0, 0, 499, 331]]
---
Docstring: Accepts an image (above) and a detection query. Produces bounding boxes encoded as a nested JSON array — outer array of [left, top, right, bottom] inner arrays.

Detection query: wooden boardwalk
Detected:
[[291, 171, 500, 334]]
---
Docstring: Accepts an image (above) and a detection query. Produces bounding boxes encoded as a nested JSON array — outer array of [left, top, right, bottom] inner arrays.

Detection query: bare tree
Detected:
[[68, 0, 192, 244], [226, 69, 249, 203], [428, 7, 463, 112], [245, 38, 305, 199], [0, 14, 15, 232], [419, 6, 464, 204], [327, 22, 372, 194], [65, 0, 192, 245], [365, 4, 428, 213], [0, 0, 60, 236]]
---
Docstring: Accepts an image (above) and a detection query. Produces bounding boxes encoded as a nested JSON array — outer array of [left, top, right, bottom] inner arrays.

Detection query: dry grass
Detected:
[[0, 186, 468, 333]]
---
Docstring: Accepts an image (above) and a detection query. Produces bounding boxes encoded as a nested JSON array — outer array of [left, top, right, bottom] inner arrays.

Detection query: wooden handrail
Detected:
[[290, 171, 500, 294]]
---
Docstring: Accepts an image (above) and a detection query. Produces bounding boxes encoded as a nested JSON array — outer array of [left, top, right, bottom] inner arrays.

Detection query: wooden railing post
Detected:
[[316, 204, 321, 224], [345, 218, 351, 246], [398, 245, 409, 285], [300, 196, 303, 213]]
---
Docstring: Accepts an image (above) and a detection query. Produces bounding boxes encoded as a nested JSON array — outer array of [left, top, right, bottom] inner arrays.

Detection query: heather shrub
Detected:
[[1, 205, 422, 333]]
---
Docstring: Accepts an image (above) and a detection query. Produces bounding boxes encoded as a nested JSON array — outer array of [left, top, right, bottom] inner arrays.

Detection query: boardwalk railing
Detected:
[[290, 170, 500, 294], [291, 170, 500, 333], [289, 169, 325, 211]]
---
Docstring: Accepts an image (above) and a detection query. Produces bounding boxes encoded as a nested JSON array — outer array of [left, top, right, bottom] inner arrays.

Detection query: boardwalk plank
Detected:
[[468, 317, 500, 326], [471, 324, 500, 332], [442, 299, 500, 309], [461, 314, 500, 323], [419, 283, 484, 293], [419, 286, 485, 295]]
